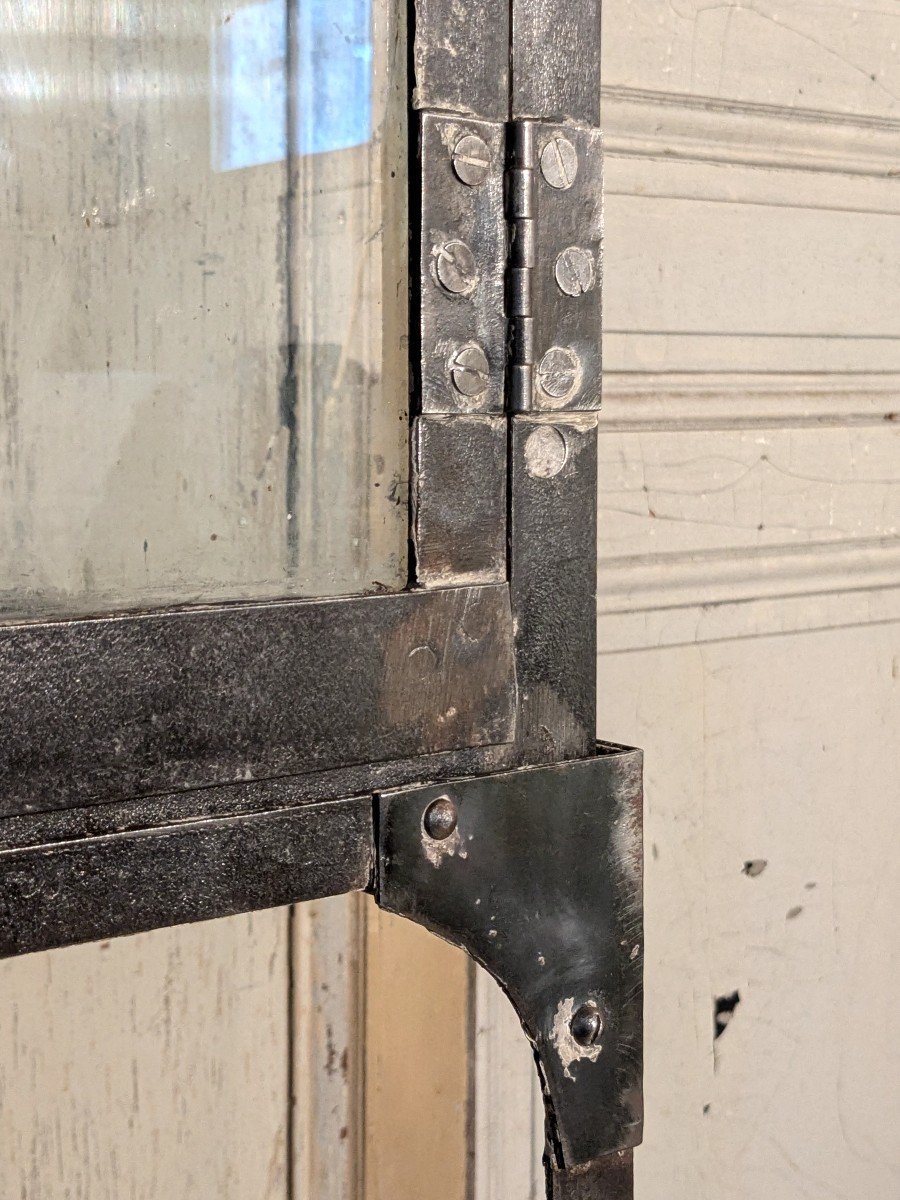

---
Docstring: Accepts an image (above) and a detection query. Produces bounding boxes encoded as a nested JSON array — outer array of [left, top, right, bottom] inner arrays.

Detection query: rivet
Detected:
[[423, 795, 458, 841], [537, 346, 579, 401], [449, 343, 489, 397], [524, 426, 567, 479], [570, 1002, 603, 1048], [540, 135, 578, 190], [452, 133, 491, 186], [435, 239, 478, 295], [555, 246, 595, 296]]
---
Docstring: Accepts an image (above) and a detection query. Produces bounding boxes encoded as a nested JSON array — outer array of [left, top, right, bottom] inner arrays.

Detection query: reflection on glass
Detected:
[[0, 0, 407, 621]]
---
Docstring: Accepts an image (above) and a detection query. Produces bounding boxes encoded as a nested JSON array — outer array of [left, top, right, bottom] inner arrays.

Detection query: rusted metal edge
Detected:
[[547, 1150, 635, 1200]]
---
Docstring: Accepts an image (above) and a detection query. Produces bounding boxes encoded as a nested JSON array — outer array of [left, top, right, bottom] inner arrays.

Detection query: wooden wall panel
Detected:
[[599, 625, 900, 1200], [0, 911, 290, 1200], [362, 904, 469, 1200]]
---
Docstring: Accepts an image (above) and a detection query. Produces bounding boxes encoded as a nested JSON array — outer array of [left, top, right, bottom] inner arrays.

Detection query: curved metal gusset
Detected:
[[375, 746, 643, 1173]]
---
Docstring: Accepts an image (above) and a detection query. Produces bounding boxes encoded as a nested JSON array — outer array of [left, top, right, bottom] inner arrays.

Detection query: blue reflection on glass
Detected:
[[213, 0, 372, 172]]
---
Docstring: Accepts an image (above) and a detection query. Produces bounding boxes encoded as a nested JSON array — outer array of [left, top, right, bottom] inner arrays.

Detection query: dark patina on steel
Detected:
[[510, 414, 599, 764], [0, 797, 372, 959], [377, 747, 644, 1169], [0, 584, 517, 818], [412, 414, 507, 586]]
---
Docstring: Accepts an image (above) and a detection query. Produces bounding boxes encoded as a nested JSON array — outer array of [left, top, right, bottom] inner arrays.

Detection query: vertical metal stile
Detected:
[[399, 3, 641, 1196], [408, 1, 511, 589]]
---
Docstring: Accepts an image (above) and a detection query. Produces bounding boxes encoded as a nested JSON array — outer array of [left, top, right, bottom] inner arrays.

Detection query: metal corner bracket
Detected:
[[375, 743, 644, 1180]]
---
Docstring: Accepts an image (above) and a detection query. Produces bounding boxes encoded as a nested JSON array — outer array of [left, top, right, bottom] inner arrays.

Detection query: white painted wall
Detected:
[[474, 2, 900, 1196]]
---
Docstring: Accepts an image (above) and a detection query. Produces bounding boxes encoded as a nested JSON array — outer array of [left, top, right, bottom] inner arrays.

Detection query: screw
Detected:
[[555, 246, 595, 296], [540, 135, 578, 190], [570, 1002, 603, 1048], [537, 346, 579, 401], [449, 343, 490, 397], [423, 795, 458, 841], [452, 133, 491, 186], [435, 239, 478, 295]]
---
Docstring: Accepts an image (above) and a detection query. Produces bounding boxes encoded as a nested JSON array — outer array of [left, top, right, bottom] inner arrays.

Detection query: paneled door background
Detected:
[[2, 2, 898, 1199]]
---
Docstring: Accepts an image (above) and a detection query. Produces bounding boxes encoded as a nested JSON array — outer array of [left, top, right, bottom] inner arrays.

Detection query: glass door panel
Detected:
[[0, 0, 407, 621]]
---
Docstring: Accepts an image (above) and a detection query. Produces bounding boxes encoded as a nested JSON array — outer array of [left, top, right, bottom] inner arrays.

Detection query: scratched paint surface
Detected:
[[0, 0, 407, 620]]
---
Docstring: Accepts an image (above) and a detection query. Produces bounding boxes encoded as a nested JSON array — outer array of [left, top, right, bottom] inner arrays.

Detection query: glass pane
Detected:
[[0, 0, 407, 621]]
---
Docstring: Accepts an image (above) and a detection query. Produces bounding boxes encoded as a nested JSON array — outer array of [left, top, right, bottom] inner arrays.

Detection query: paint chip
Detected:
[[714, 991, 741, 1040], [742, 859, 767, 877]]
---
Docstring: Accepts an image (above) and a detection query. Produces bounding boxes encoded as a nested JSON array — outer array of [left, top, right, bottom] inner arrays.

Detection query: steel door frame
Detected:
[[0, 2, 641, 1195]]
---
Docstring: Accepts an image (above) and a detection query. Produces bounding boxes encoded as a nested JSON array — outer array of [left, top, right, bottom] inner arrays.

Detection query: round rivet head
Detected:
[[452, 133, 491, 186], [449, 343, 489, 397], [435, 239, 478, 295], [524, 426, 567, 479], [537, 346, 580, 402], [540, 135, 578, 190], [570, 1002, 603, 1048], [423, 795, 458, 841], [555, 246, 595, 296]]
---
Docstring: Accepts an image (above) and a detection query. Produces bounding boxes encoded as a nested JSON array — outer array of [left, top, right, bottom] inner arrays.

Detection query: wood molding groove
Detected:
[[601, 85, 900, 178], [598, 537, 900, 614], [599, 372, 900, 430]]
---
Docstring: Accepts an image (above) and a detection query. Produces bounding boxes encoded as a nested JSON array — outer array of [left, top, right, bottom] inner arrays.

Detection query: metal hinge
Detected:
[[507, 121, 603, 413], [417, 113, 602, 417]]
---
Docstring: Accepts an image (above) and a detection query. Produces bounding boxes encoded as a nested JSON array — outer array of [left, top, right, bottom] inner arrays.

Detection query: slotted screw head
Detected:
[[424, 795, 458, 841], [449, 343, 489, 397], [555, 246, 595, 296], [452, 133, 491, 186], [570, 1002, 603, 1048], [435, 239, 478, 295], [540, 135, 578, 190], [537, 346, 579, 401]]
